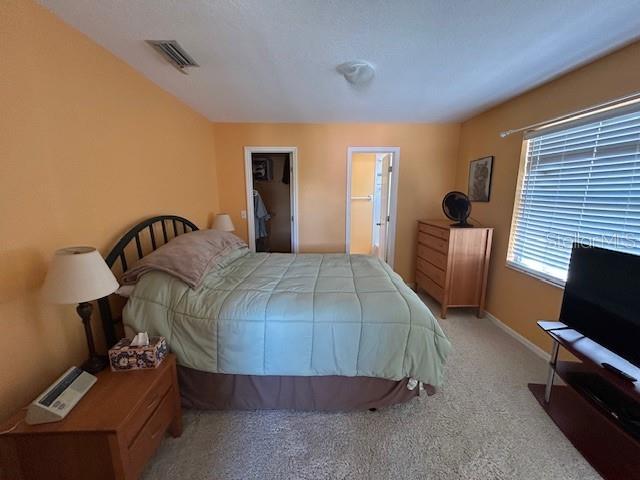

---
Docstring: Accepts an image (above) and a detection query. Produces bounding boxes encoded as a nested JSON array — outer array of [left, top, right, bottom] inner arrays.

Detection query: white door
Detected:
[[372, 154, 392, 261], [346, 147, 400, 269]]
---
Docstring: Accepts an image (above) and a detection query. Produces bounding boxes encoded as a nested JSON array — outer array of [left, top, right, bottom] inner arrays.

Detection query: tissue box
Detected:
[[108, 336, 168, 371]]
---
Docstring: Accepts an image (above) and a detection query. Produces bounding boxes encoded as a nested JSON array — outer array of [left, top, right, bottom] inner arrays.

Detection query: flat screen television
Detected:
[[560, 244, 640, 368]]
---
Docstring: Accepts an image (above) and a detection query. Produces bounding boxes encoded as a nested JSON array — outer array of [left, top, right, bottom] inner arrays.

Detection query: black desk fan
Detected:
[[442, 191, 472, 227]]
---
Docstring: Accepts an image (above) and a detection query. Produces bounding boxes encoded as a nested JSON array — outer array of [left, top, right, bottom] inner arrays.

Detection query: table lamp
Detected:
[[41, 246, 119, 373], [213, 213, 235, 232]]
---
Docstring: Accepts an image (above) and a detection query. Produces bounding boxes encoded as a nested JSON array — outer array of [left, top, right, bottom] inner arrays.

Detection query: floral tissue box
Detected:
[[108, 336, 168, 371]]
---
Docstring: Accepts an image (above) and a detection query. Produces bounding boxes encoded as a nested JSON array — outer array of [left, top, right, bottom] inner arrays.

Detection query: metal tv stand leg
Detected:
[[544, 340, 560, 404]]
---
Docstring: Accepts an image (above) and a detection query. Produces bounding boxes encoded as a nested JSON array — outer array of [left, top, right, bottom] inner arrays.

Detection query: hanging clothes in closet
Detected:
[[253, 189, 271, 239]]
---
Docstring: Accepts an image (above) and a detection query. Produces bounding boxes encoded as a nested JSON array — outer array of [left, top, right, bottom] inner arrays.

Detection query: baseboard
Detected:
[[484, 311, 550, 362]]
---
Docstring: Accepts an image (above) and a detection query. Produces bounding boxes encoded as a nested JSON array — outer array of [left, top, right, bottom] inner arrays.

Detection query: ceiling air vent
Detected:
[[146, 40, 199, 74]]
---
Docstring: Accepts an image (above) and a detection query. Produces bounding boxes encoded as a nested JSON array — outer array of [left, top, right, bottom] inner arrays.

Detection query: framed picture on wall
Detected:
[[252, 157, 273, 181], [468, 156, 494, 202]]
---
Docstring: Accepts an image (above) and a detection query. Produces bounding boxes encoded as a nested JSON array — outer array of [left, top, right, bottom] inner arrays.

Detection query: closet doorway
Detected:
[[244, 147, 298, 253], [346, 147, 400, 267]]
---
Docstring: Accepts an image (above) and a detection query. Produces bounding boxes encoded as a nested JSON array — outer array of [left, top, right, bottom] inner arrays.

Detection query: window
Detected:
[[507, 103, 640, 286]]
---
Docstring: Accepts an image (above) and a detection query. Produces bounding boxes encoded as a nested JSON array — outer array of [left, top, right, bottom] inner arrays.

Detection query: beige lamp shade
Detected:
[[213, 213, 235, 232], [41, 246, 119, 304]]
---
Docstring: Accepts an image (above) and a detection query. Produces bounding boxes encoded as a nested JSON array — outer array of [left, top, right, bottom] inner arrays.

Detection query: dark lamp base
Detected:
[[82, 355, 108, 374], [76, 301, 108, 374]]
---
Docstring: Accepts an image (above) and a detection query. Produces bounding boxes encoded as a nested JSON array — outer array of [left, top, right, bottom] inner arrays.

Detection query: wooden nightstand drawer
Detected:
[[0, 354, 182, 480], [418, 232, 448, 254], [123, 370, 173, 447], [128, 389, 176, 480]]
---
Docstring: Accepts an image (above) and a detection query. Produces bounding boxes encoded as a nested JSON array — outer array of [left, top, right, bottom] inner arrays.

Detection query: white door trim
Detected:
[[346, 147, 400, 268], [244, 146, 299, 253]]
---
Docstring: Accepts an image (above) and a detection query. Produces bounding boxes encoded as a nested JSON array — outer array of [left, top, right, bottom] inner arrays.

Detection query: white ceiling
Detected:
[[39, 0, 640, 123]]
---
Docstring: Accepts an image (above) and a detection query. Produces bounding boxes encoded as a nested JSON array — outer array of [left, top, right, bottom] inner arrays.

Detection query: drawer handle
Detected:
[[150, 426, 164, 440]]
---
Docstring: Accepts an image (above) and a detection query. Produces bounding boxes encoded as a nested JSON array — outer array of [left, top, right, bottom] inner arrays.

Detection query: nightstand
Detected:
[[0, 354, 182, 480]]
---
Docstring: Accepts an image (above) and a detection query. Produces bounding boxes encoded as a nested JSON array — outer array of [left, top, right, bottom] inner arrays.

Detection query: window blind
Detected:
[[507, 105, 640, 285]]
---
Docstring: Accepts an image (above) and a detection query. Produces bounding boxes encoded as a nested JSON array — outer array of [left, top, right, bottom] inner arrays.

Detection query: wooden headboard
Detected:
[[97, 215, 199, 347]]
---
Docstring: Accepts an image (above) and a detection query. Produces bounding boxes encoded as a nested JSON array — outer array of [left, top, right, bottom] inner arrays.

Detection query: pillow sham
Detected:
[[121, 229, 247, 288]]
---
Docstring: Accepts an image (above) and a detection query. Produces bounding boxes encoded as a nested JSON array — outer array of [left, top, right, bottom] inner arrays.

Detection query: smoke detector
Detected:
[[336, 61, 375, 86], [146, 40, 199, 74]]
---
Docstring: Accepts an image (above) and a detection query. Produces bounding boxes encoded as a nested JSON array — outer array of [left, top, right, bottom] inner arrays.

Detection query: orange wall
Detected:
[[0, 0, 218, 418], [213, 123, 461, 281], [454, 41, 640, 351], [349, 153, 376, 254]]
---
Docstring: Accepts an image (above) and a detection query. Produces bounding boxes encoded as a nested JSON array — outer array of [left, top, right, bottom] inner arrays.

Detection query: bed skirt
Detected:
[[177, 366, 433, 411]]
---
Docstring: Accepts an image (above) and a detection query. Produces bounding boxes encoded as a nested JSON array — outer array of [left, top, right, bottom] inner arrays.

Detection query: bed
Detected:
[[98, 215, 451, 411]]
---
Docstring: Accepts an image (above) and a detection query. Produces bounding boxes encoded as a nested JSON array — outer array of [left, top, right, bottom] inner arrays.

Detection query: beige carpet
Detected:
[[142, 294, 601, 480]]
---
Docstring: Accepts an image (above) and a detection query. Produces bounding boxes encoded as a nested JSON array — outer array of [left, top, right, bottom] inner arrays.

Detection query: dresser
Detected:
[[415, 219, 493, 318], [0, 354, 182, 480]]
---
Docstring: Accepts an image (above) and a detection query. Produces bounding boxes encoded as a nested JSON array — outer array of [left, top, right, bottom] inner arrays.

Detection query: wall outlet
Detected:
[[241, 210, 247, 219]]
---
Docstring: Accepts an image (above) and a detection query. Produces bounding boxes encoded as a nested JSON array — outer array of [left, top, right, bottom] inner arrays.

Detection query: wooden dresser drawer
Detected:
[[122, 370, 173, 447], [418, 232, 448, 254], [416, 257, 446, 287], [419, 223, 449, 240], [128, 389, 175, 479], [417, 244, 447, 270], [416, 271, 444, 303]]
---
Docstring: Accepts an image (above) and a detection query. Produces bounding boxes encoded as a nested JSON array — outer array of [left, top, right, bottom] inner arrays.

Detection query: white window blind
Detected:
[[507, 104, 640, 285]]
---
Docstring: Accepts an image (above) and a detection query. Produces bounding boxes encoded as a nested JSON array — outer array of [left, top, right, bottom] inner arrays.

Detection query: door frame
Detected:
[[244, 146, 299, 253], [345, 147, 400, 268]]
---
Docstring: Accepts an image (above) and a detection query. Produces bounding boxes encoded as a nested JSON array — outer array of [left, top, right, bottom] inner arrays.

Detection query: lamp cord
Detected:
[[0, 408, 27, 435], [0, 418, 24, 435]]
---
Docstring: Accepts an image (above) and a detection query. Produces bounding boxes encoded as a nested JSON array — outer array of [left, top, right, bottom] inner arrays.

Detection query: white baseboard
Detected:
[[484, 311, 550, 362]]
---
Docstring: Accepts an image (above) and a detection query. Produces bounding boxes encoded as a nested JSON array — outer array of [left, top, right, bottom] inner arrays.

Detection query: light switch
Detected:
[[241, 210, 247, 219]]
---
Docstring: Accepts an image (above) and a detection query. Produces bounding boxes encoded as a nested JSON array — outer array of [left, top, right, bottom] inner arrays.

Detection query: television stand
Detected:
[[529, 321, 640, 480], [602, 362, 638, 382]]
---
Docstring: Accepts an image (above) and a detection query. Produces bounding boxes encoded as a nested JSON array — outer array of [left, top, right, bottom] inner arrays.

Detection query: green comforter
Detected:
[[124, 251, 451, 386]]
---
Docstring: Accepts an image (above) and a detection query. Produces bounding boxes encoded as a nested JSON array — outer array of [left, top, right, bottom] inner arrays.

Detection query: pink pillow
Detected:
[[121, 230, 246, 288]]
